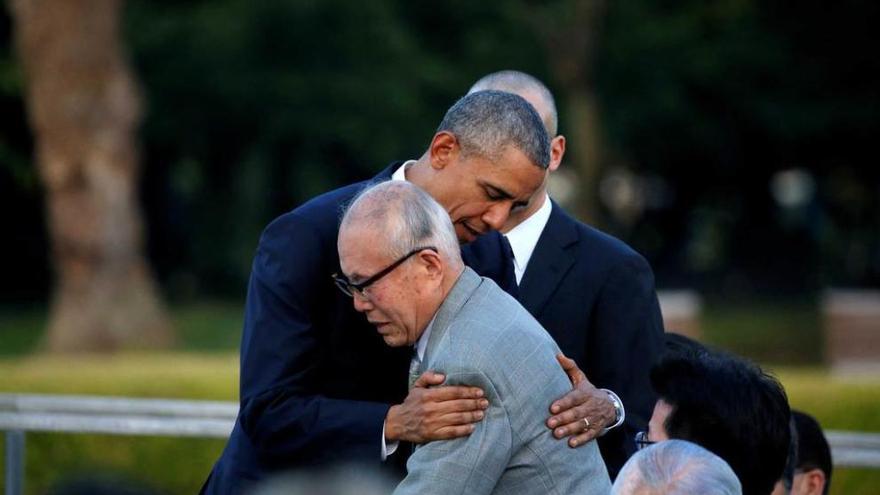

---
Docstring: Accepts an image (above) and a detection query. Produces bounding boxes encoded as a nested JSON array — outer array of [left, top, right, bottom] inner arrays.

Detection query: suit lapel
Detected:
[[421, 267, 482, 369], [518, 201, 579, 316]]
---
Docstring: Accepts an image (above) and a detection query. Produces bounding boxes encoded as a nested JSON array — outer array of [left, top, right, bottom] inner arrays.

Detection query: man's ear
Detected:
[[799, 469, 827, 495], [428, 131, 459, 170], [549, 135, 566, 172], [418, 249, 444, 281]]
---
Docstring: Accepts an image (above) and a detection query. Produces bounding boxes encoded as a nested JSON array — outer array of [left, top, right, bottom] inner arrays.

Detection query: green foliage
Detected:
[[121, 0, 553, 297], [0, 303, 244, 355], [0, 307, 45, 356], [3, 1, 877, 301]]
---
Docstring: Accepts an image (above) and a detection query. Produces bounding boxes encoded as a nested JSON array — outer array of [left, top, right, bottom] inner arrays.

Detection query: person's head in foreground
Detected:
[[612, 439, 742, 495], [645, 347, 792, 495], [337, 180, 464, 347], [409, 89, 550, 243]]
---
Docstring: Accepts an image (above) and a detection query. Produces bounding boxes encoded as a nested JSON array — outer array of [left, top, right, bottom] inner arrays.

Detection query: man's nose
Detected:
[[482, 203, 510, 231], [352, 291, 372, 312]]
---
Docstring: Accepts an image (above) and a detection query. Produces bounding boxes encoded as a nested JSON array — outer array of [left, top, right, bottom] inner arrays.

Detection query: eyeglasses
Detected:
[[332, 246, 438, 298], [635, 431, 656, 451]]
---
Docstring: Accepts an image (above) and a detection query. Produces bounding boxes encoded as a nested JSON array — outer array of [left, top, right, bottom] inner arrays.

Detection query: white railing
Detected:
[[2, 393, 879, 495]]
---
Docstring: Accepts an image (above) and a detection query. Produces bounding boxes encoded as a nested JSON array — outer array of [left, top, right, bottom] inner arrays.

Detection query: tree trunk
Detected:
[[525, 0, 608, 226], [9, 0, 173, 351]]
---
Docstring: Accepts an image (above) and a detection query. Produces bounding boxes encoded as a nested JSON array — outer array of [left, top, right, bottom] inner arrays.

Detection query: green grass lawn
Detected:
[[0, 353, 877, 494], [1, 301, 878, 493]]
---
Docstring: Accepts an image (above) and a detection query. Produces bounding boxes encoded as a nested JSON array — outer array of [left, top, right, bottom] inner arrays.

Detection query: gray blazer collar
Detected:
[[422, 267, 482, 366]]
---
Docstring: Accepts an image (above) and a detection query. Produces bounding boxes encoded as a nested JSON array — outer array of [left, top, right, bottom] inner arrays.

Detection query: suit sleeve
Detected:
[[237, 212, 390, 463], [588, 252, 665, 472], [394, 371, 510, 495]]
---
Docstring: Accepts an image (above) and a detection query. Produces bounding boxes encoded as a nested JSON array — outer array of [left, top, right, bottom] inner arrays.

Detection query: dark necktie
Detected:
[[500, 235, 520, 299], [407, 347, 421, 390]]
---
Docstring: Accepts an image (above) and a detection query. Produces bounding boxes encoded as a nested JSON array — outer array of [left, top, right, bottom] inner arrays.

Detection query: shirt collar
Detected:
[[391, 160, 417, 182], [415, 313, 437, 362], [504, 194, 553, 282]]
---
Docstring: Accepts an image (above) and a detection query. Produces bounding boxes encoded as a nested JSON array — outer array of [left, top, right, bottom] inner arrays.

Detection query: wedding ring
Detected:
[[583, 417, 591, 430]]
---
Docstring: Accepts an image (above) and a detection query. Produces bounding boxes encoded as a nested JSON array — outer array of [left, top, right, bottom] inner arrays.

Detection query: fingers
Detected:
[[431, 424, 477, 440], [435, 398, 489, 413], [556, 353, 587, 386], [548, 400, 613, 430], [549, 414, 592, 439], [413, 371, 446, 388], [556, 353, 577, 372], [437, 409, 485, 427], [421, 384, 485, 402], [416, 404, 488, 442], [567, 428, 601, 448], [549, 388, 589, 415]]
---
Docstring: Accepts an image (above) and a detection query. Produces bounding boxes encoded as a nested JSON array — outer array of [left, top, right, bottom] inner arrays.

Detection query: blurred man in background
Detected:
[[463, 70, 664, 476]]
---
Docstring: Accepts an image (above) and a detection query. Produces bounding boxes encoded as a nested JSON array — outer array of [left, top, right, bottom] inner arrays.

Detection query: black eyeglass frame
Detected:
[[332, 246, 438, 298], [634, 430, 656, 451]]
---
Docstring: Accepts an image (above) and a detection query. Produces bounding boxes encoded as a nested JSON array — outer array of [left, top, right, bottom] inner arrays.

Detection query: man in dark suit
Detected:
[[202, 90, 605, 494], [462, 71, 665, 478]]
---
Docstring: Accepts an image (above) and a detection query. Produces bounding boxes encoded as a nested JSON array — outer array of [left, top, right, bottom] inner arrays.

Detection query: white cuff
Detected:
[[381, 421, 399, 460], [599, 388, 625, 435]]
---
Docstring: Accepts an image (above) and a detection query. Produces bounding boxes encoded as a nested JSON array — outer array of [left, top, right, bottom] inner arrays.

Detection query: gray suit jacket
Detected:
[[394, 268, 611, 495]]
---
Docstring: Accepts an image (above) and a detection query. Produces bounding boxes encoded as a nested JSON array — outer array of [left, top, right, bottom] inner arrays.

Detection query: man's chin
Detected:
[[455, 223, 482, 244], [381, 334, 405, 347]]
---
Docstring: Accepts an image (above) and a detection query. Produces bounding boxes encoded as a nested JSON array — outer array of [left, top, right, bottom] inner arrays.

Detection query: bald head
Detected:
[[613, 440, 742, 495], [340, 181, 462, 269]]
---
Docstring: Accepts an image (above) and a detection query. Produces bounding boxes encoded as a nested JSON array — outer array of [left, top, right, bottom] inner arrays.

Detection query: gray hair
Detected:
[[340, 180, 462, 269], [468, 70, 559, 136], [612, 440, 743, 495], [437, 90, 550, 170]]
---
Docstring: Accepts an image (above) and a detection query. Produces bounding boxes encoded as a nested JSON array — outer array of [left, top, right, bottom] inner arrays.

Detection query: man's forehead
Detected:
[[338, 228, 378, 268], [485, 151, 543, 196]]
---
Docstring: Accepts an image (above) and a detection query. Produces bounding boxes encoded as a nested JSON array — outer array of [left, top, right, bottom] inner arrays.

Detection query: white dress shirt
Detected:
[[391, 160, 416, 182], [381, 308, 436, 460], [504, 195, 553, 285]]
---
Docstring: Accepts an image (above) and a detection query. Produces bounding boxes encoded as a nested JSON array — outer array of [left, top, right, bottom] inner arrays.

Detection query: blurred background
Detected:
[[0, 0, 878, 493]]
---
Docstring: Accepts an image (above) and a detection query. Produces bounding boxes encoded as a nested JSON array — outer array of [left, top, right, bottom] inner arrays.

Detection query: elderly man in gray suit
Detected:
[[336, 180, 611, 494]]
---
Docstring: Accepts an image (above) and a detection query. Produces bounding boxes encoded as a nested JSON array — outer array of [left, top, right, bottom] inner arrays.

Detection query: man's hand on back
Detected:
[[547, 353, 617, 448], [385, 371, 489, 444]]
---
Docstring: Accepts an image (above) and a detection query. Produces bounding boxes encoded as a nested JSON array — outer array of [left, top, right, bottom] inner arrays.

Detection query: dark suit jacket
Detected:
[[462, 201, 665, 479], [202, 164, 411, 495]]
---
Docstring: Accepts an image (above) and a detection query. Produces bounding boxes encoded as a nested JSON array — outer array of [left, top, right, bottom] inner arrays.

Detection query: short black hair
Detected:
[[792, 410, 832, 495], [436, 90, 550, 170], [780, 417, 799, 492], [650, 348, 791, 495]]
